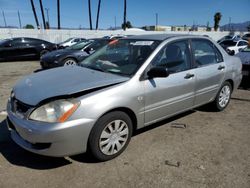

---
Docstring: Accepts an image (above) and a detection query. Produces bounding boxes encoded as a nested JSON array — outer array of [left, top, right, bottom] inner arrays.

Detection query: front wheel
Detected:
[[212, 81, 232, 111], [88, 111, 133, 161], [63, 58, 77, 66]]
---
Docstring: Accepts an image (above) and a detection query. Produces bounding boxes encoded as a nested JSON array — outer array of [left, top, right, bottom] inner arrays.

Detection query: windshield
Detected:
[[224, 35, 233, 40], [63, 38, 74, 43], [80, 39, 160, 77], [67, 40, 91, 50], [220, 40, 237, 46], [85, 40, 111, 51]]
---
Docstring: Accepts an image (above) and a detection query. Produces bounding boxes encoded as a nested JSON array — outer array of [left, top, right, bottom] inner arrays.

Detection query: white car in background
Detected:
[[219, 39, 249, 55], [58, 37, 86, 48]]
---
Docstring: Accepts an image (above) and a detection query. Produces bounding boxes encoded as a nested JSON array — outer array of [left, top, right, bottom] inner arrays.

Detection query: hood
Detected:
[[42, 49, 76, 59], [13, 66, 129, 106]]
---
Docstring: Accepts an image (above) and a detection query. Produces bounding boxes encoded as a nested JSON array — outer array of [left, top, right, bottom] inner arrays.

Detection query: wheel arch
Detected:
[[225, 79, 234, 91], [100, 107, 138, 134]]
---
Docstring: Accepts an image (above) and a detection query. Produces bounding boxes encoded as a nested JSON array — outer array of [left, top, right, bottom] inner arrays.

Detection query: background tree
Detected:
[[30, 0, 39, 28], [39, 0, 46, 29], [214, 12, 222, 31], [57, 0, 60, 29], [121, 21, 132, 29], [122, 0, 127, 30], [24, 24, 34, 29], [95, 0, 102, 30], [88, 0, 93, 30]]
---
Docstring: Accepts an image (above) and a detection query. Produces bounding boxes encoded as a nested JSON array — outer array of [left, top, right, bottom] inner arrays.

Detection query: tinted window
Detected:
[[238, 41, 248, 46], [192, 39, 222, 67], [220, 40, 237, 46], [152, 40, 191, 73]]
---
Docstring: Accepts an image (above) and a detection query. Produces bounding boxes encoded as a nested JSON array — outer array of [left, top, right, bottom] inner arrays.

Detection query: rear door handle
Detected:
[[218, 65, 225, 70], [184, 73, 194, 79]]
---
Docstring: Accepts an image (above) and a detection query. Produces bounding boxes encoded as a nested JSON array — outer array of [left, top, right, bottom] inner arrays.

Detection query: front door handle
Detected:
[[184, 73, 194, 79], [218, 65, 225, 70]]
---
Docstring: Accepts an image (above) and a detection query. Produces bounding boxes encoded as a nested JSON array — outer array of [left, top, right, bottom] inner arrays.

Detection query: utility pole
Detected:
[[123, 0, 127, 31], [30, 0, 40, 28], [57, 0, 60, 29], [2, 10, 7, 27], [18, 10, 22, 28], [155, 13, 158, 31], [114, 16, 116, 29], [228, 17, 231, 31], [45, 8, 50, 27], [39, 0, 46, 29]]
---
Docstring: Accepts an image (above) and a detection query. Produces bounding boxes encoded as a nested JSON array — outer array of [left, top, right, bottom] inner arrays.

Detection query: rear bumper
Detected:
[[7, 101, 95, 157]]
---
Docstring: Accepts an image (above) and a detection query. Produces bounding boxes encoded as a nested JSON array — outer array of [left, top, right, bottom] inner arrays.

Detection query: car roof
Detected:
[[125, 34, 202, 41]]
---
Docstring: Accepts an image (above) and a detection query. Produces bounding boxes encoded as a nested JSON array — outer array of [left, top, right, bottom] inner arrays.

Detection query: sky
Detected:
[[0, 0, 249, 29]]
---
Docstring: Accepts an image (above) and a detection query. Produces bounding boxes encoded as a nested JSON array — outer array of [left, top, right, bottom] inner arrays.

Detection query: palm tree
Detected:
[[57, 0, 61, 29], [123, 0, 127, 31], [214, 12, 222, 31], [30, 0, 39, 28], [95, 0, 102, 30], [39, 0, 46, 29], [88, 0, 93, 30]]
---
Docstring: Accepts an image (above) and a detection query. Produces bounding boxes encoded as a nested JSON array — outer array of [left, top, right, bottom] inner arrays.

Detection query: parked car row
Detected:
[[6, 34, 242, 161], [217, 33, 250, 55]]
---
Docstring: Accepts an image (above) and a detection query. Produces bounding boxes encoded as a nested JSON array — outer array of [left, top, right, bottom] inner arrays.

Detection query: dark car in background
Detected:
[[242, 33, 250, 41], [40, 38, 115, 69], [0, 37, 57, 62]]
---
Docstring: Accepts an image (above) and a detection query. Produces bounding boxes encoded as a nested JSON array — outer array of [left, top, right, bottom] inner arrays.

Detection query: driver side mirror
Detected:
[[147, 67, 169, 79]]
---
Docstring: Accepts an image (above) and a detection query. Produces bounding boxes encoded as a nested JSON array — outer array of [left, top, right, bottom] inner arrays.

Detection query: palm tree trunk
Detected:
[[123, 0, 127, 31], [57, 0, 61, 29], [39, 0, 46, 29], [95, 0, 102, 30], [30, 0, 39, 28], [88, 0, 93, 30]]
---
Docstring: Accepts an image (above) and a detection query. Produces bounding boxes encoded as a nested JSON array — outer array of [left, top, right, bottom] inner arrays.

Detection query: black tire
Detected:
[[211, 81, 232, 111], [88, 111, 133, 161], [63, 58, 78, 66], [40, 49, 49, 57]]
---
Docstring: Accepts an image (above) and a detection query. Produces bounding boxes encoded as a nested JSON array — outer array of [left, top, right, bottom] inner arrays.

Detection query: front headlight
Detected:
[[29, 99, 80, 123]]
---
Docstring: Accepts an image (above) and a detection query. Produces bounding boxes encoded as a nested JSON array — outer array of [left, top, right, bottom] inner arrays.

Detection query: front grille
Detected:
[[11, 97, 32, 116]]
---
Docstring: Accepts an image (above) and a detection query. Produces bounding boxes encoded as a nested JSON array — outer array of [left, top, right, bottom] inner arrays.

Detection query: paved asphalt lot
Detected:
[[0, 61, 249, 188]]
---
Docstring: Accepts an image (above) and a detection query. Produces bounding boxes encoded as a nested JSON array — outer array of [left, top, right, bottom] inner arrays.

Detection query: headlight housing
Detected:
[[29, 99, 80, 123]]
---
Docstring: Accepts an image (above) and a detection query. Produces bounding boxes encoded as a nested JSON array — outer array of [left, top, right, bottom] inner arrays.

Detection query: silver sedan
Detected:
[[7, 34, 242, 161]]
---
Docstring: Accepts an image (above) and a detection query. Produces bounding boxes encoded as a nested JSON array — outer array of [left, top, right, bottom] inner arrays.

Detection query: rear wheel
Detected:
[[212, 81, 232, 111], [88, 111, 133, 161], [63, 58, 77, 66]]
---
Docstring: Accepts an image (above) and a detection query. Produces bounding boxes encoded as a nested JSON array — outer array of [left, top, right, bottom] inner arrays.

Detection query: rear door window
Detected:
[[191, 39, 223, 67]]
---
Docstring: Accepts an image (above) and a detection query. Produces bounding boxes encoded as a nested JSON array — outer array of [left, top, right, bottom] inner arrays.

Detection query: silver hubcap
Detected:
[[219, 85, 230, 108], [64, 59, 77, 66], [99, 120, 129, 155]]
